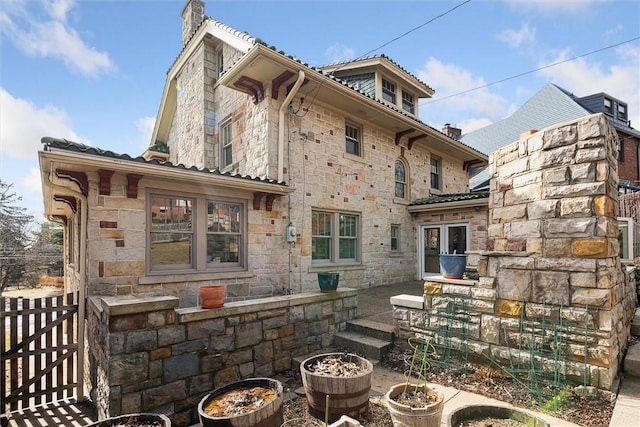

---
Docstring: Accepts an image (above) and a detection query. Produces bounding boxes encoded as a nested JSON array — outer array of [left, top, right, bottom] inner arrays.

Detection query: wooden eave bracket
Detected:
[[253, 192, 280, 211], [55, 169, 88, 197], [271, 71, 295, 99], [234, 76, 265, 104], [126, 174, 143, 198], [53, 195, 77, 213], [98, 169, 115, 195], [463, 159, 485, 172], [408, 134, 427, 150], [52, 215, 68, 225], [395, 129, 414, 146]]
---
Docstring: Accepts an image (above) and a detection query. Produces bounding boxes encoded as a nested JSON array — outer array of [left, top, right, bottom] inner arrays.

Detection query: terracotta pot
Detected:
[[199, 285, 226, 309]]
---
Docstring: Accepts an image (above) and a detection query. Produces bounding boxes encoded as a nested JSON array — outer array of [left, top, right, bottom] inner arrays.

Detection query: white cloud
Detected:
[[503, 0, 599, 13], [418, 57, 509, 119], [325, 43, 355, 63], [458, 118, 494, 134], [536, 44, 640, 129], [0, 88, 89, 160], [0, 0, 116, 78], [497, 23, 536, 50], [135, 117, 156, 152]]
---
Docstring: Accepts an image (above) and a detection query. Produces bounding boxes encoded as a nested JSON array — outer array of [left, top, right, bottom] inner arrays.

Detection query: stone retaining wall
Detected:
[[85, 289, 357, 426], [394, 114, 637, 390]]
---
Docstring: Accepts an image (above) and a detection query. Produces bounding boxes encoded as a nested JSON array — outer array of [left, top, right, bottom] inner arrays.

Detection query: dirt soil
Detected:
[[381, 346, 618, 427]]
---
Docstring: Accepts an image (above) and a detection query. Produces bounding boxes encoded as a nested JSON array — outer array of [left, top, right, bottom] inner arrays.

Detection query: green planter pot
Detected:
[[317, 272, 340, 292]]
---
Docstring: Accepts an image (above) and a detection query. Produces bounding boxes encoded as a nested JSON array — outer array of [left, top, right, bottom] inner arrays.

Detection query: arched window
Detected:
[[395, 159, 407, 198]]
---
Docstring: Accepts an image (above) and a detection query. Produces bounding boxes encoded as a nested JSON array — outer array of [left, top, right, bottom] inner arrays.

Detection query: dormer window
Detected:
[[618, 104, 627, 121], [402, 90, 414, 114], [382, 79, 396, 104], [604, 98, 612, 115]]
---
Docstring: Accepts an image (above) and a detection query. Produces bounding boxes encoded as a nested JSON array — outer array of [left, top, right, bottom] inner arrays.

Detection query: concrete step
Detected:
[[623, 341, 640, 377], [346, 318, 395, 342], [332, 330, 394, 362], [631, 308, 640, 336]]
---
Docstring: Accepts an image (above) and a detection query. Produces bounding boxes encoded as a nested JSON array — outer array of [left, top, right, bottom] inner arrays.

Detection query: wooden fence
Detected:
[[1, 293, 78, 411]]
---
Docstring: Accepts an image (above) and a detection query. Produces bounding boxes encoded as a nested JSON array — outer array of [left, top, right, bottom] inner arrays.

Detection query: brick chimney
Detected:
[[442, 123, 462, 140], [181, 0, 205, 48]]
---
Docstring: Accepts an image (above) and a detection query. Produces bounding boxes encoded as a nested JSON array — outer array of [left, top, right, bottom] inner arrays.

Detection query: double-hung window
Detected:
[[150, 195, 194, 270], [312, 210, 360, 264], [149, 192, 245, 272], [345, 122, 362, 156], [402, 90, 414, 114], [430, 156, 441, 190], [390, 224, 400, 251], [382, 79, 396, 104], [221, 119, 232, 168]]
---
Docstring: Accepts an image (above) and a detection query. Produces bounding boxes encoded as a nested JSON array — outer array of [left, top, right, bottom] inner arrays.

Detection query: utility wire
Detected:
[[422, 36, 640, 105], [298, 0, 472, 114]]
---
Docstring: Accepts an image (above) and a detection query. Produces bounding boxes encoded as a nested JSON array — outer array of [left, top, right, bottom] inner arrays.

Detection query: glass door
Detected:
[[422, 226, 441, 276], [419, 223, 469, 277]]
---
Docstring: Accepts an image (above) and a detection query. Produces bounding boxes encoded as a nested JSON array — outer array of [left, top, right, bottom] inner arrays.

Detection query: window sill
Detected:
[[308, 264, 365, 273], [342, 152, 367, 164], [393, 197, 409, 206], [139, 269, 253, 285], [389, 252, 403, 257]]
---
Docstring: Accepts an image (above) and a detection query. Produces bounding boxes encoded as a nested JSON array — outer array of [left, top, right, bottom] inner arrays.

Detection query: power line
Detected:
[[422, 36, 640, 105]]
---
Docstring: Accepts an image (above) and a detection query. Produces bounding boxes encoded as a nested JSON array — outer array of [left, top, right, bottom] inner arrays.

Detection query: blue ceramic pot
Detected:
[[439, 254, 467, 279], [318, 272, 340, 292]]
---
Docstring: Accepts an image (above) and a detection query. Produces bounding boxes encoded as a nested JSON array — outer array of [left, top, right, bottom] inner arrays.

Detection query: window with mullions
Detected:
[[345, 122, 362, 156], [382, 79, 396, 104], [618, 135, 625, 162], [221, 119, 232, 168], [312, 210, 360, 264], [149, 193, 246, 272], [430, 156, 441, 190], [395, 159, 407, 198], [391, 224, 400, 251], [150, 195, 194, 269], [402, 90, 414, 114], [207, 201, 241, 264]]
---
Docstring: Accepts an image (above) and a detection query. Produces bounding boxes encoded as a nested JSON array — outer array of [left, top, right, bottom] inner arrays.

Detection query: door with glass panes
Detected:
[[419, 223, 469, 277]]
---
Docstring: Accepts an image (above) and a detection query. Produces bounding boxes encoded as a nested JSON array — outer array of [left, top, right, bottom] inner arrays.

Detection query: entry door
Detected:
[[419, 223, 469, 277]]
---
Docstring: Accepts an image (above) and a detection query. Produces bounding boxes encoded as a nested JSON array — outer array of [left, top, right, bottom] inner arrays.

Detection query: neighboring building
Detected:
[[463, 83, 640, 192], [39, 0, 487, 304]]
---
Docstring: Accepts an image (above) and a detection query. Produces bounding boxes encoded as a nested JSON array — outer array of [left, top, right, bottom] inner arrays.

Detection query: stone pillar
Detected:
[[481, 113, 635, 388]]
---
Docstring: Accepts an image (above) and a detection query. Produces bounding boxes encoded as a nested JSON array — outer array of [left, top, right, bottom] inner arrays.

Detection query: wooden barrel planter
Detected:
[[198, 377, 284, 427], [384, 383, 444, 427], [446, 405, 550, 427], [86, 413, 171, 426], [300, 353, 373, 423]]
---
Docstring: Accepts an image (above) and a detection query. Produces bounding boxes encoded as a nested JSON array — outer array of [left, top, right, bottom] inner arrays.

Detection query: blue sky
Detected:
[[1, 0, 639, 222]]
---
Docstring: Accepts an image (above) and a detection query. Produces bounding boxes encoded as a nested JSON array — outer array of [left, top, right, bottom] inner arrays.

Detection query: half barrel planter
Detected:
[[86, 413, 171, 427], [385, 383, 444, 427], [446, 405, 550, 427], [300, 353, 373, 423], [198, 377, 284, 427]]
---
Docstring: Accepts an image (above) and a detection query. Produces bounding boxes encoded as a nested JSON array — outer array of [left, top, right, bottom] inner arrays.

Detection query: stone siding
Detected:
[[85, 290, 357, 426], [394, 115, 637, 390]]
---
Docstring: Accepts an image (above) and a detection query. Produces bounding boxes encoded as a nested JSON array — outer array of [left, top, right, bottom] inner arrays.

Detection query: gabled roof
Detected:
[[151, 13, 488, 167], [460, 84, 591, 157]]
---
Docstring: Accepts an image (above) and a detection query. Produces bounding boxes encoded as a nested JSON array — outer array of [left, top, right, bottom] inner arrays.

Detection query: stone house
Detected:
[[38, 0, 488, 305]]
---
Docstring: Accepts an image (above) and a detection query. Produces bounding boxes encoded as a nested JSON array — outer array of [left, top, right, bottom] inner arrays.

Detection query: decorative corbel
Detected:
[[408, 134, 427, 150], [53, 195, 78, 213], [126, 174, 143, 198], [97, 169, 115, 195], [395, 129, 414, 146], [55, 169, 88, 197]]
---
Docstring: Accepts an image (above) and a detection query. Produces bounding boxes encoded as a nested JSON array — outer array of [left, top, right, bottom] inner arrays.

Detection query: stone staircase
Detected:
[[332, 318, 395, 362], [622, 307, 640, 377]]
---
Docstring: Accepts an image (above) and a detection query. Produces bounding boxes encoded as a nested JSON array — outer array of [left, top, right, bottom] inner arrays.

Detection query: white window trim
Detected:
[[221, 118, 232, 169], [618, 217, 635, 260], [345, 121, 362, 157], [430, 155, 442, 191], [419, 222, 470, 278]]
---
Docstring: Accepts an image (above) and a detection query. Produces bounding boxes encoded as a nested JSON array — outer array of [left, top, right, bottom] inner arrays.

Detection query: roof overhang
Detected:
[[218, 44, 488, 166], [408, 197, 489, 214], [39, 147, 293, 220]]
